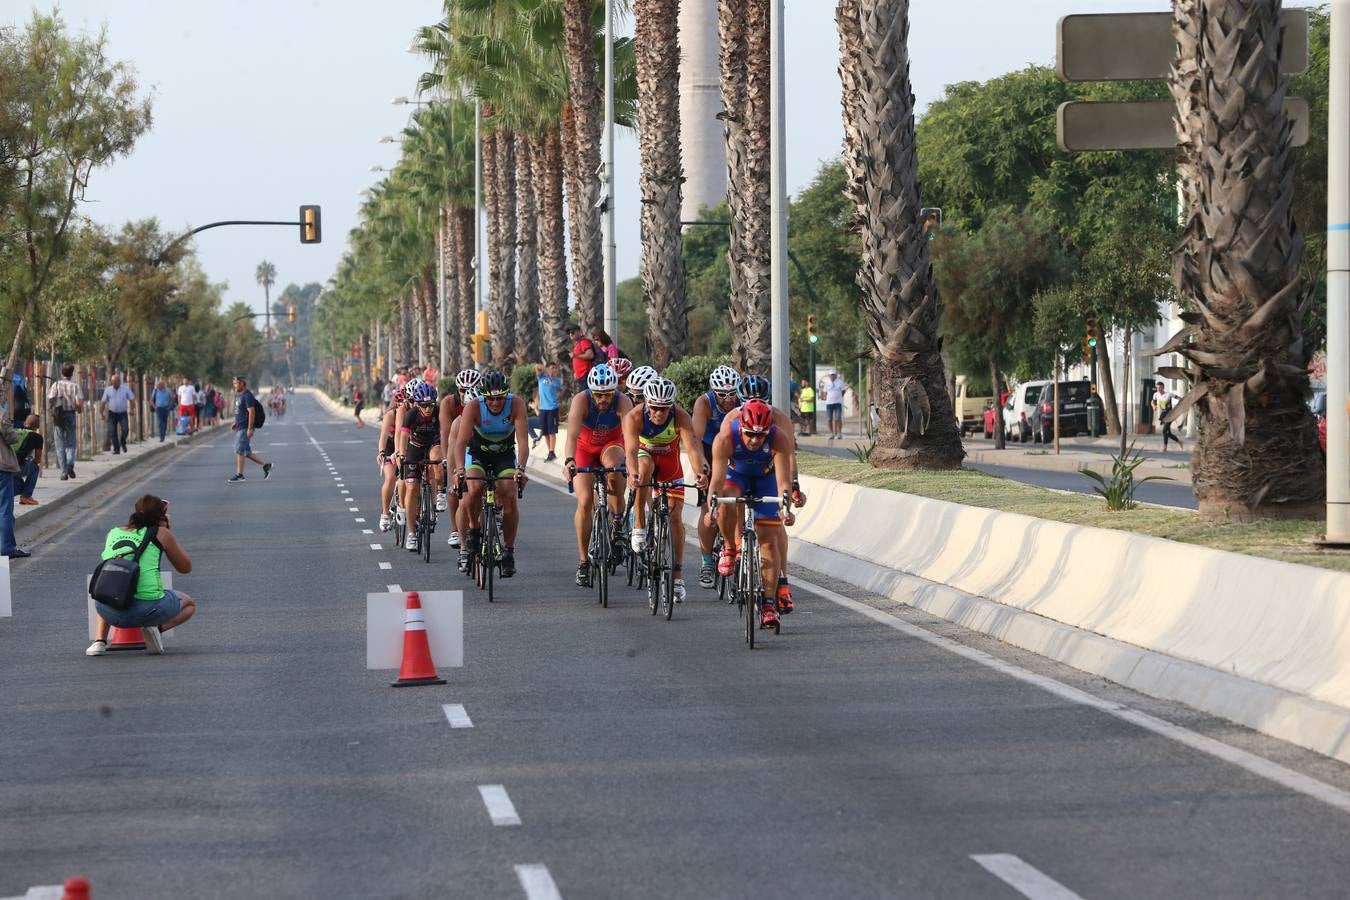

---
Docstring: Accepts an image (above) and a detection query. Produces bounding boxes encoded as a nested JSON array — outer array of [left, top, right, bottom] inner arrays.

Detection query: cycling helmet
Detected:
[[709, 365, 741, 393], [587, 363, 619, 392], [392, 387, 408, 405], [455, 368, 481, 390], [463, 387, 481, 401], [738, 374, 771, 402], [627, 365, 659, 395], [644, 377, 677, 407], [611, 357, 633, 380], [740, 399, 774, 434], [411, 382, 437, 404], [480, 369, 509, 396]]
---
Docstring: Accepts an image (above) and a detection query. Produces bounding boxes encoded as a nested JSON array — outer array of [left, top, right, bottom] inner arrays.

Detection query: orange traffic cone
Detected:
[[63, 877, 91, 900], [106, 625, 145, 651], [391, 591, 446, 687]]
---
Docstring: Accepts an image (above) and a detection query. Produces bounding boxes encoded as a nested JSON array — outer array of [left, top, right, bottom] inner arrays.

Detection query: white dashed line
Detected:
[[370, 543, 382, 550], [362, 529, 374, 535], [341, 490, 350, 495], [477, 785, 522, 826], [354, 517, 366, 523], [386, 584, 402, 593], [378, 562, 392, 570], [442, 704, 473, 728], [971, 855, 1083, 900], [514, 865, 562, 900], [349, 507, 359, 512]]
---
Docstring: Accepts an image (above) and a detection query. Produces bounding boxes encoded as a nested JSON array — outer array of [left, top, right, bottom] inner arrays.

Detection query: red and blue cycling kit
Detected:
[[574, 390, 625, 469], [724, 419, 780, 524]]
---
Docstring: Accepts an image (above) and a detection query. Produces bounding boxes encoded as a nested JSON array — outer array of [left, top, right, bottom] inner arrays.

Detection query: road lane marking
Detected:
[[478, 785, 522, 826], [349, 507, 359, 512], [341, 490, 350, 495], [362, 529, 374, 534], [515, 865, 562, 900], [378, 562, 392, 570], [370, 543, 382, 550], [793, 574, 1350, 817], [443, 704, 473, 727], [971, 855, 1082, 900], [386, 584, 402, 593], [354, 517, 366, 523]]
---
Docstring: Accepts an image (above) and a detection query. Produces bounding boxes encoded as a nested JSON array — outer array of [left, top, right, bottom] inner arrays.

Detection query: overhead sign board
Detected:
[[1057, 98, 1310, 152]]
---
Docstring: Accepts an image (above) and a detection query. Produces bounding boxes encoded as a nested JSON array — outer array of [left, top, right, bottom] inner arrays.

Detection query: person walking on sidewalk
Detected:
[[228, 376, 271, 484], [0, 411, 29, 558], [177, 377, 197, 435], [152, 379, 173, 441], [798, 378, 815, 436], [13, 414, 43, 506], [100, 372, 135, 454], [86, 494, 196, 656], [353, 385, 366, 428], [46, 363, 83, 480], [534, 362, 563, 461], [1152, 381, 1185, 452], [823, 371, 846, 440]]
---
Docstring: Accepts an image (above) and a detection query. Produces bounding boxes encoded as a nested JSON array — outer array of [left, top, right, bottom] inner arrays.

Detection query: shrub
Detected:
[[510, 364, 537, 405], [1080, 443, 1171, 511], [436, 376, 454, 398], [663, 354, 731, 410]]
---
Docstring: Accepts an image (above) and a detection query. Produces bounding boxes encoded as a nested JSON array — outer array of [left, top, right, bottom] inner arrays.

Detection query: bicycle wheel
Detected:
[[485, 506, 497, 603], [660, 516, 675, 621], [741, 533, 758, 648], [646, 531, 660, 616], [420, 482, 433, 563], [592, 496, 609, 607], [392, 495, 406, 548]]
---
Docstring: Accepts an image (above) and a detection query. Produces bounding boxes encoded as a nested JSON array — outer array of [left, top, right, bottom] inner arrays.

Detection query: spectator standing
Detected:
[[534, 362, 563, 462], [152, 379, 173, 441], [798, 378, 815, 436], [1152, 381, 1185, 452], [382, 379, 395, 412], [823, 371, 846, 440], [568, 323, 596, 385], [193, 383, 205, 431], [353, 385, 366, 428], [47, 363, 84, 480], [100, 372, 135, 454], [213, 389, 225, 423], [85, 494, 195, 656], [0, 410, 27, 557], [176, 377, 197, 435], [13, 413, 43, 506], [5, 369, 32, 423], [228, 376, 271, 484], [591, 328, 621, 364]]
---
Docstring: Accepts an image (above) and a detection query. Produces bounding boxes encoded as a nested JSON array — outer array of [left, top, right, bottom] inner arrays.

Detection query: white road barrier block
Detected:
[[0, 556, 10, 618], [87, 572, 172, 641], [366, 590, 463, 670]]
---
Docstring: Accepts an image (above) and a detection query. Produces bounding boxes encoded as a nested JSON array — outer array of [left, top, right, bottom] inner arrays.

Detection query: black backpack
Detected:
[[251, 394, 266, 429], [90, 527, 159, 612]]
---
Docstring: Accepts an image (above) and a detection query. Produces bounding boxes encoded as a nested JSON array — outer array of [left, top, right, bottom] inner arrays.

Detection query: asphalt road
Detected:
[[3, 393, 1350, 899]]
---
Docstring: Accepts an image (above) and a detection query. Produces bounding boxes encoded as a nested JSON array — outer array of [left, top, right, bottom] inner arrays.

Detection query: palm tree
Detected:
[[560, 0, 605, 334], [1162, 0, 1323, 520], [255, 260, 276, 340], [836, 0, 962, 468], [635, 0, 687, 368]]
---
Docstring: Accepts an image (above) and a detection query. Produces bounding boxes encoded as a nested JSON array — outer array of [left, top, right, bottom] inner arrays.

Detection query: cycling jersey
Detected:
[[401, 406, 441, 447], [725, 418, 779, 523], [470, 395, 515, 454], [574, 390, 625, 469], [639, 408, 684, 500], [702, 391, 732, 446]]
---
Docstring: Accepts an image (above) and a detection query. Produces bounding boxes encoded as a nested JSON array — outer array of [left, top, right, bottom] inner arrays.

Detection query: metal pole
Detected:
[[602, 0, 618, 343], [769, 0, 790, 410], [1328, 0, 1350, 542], [474, 98, 484, 315], [438, 208, 448, 376]]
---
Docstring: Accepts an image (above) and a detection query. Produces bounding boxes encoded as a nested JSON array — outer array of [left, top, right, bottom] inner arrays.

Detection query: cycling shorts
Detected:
[[638, 445, 685, 502], [574, 430, 624, 469], [466, 446, 517, 480], [401, 442, 441, 482], [723, 468, 780, 524]]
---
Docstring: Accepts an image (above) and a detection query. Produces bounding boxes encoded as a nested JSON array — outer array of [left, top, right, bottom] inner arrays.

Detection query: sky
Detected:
[[16, 0, 1218, 320]]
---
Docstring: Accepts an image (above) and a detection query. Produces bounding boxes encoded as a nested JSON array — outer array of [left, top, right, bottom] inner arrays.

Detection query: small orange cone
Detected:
[[62, 877, 91, 900], [391, 591, 446, 687], [106, 625, 145, 651]]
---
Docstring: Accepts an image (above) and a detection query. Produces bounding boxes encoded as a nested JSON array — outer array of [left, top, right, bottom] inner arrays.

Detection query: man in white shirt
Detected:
[[177, 377, 197, 434], [1152, 381, 1184, 451], [822, 371, 847, 440], [100, 373, 136, 454]]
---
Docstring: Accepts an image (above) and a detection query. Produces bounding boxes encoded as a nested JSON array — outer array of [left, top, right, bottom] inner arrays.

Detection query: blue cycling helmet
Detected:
[[588, 363, 619, 392], [738, 374, 770, 402], [411, 382, 438, 404]]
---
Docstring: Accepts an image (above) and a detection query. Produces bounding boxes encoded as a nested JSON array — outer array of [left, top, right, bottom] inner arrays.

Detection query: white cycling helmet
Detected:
[[644, 377, 677, 407], [627, 365, 658, 395], [587, 363, 619, 392], [455, 368, 481, 390], [463, 387, 481, 401], [709, 364, 741, 393]]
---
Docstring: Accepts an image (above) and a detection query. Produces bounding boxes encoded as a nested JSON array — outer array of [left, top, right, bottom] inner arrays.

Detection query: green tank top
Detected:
[[102, 527, 164, 602]]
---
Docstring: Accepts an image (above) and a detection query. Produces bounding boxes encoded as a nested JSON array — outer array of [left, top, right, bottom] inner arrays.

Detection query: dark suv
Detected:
[[1031, 381, 1101, 442]]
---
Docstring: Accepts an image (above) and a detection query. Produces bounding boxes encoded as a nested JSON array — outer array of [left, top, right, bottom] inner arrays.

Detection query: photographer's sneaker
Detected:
[[85, 640, 107, 657], [142, 627, 164, 655]]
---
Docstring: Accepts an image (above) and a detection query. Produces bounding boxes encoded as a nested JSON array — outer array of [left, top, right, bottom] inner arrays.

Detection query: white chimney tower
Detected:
[[678, 0, 726, 222]]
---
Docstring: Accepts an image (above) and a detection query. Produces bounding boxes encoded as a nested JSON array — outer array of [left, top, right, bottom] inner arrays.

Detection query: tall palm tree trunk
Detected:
[[561, 0, 605, 334], [717, 0, 752, 369], [420, 265, 438, 368], [493, 130, 519, 370], [561, 102, 591, 333], [517, 134, 543, 366], [1164, 0, 1323, 520], [442, 206, 461, 372], [454, 206, 477, 372], [636, 0, 689, 369], [837, 0, 961, 469], [483, 126, 503, 364], [740, 0, 772, 374], [539, 126, 571, 367]]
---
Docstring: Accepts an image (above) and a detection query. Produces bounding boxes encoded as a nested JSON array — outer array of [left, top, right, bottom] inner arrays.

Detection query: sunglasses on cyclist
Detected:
[[741, 427, 770, 437], [713, 390, 738, 400], [591, 390, 615, 399]]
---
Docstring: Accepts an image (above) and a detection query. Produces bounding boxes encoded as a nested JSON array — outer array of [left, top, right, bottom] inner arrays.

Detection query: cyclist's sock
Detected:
[[505, 545, 514, 554], [672, 565, 683, 577], [702, 553, 715, 569], [778, 575, 789, 586]]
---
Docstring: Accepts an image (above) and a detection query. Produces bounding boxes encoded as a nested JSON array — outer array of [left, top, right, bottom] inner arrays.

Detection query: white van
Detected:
[[1002, 380, 1049, 443]]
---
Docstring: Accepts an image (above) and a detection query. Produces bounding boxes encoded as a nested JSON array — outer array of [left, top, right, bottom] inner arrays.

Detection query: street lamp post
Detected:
[[602, 0, 618, 344], [1328, 0, 1350, 543], [769, 0, 789, 410]]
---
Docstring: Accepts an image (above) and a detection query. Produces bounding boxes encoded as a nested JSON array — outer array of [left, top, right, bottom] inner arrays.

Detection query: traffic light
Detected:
[[472, 333, 487, 364], [1085, 315, 1099, 348], [300, 205, 322, 244], [919, 207, 943, 241], [287, 304, 297, 324], [806, 314, 818, 345]]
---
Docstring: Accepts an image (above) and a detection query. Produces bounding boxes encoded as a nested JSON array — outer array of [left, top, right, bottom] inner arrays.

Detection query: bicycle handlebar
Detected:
[[567, 464, 627, 494], [455, 472, 527, 500]]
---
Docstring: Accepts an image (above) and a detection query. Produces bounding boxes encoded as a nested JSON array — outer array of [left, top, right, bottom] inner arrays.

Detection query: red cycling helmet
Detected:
[[740, 399, 774, 434], [611, 357, 633, 379]]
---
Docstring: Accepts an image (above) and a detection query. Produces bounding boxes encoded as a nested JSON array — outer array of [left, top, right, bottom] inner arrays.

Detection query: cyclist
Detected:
[[452, 369, 529, 577], [625, 365, 658, 407], [394, 382, 443, 552], [691, 365, 742, 588], [624, 376, 708, 604], [450, 386, 480, 568], [708, 398, 796, 630], [376, 384, 408, 533], [721, 373, 806, 614], [441, 369, 481, 550], [563, 363, 633, 588], [611, 357, 633, 396]]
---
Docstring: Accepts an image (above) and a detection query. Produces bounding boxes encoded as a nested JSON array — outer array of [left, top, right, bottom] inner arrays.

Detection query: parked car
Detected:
[[1002, 380, 1049, 443], [1031, 381, 1102, 442], [982, 401, 997, 439], [954, 377, 994, 435]]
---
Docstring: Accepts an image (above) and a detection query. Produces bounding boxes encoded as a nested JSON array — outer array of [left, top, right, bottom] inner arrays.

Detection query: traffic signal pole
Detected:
[[1327, 0, 1350, 544]]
